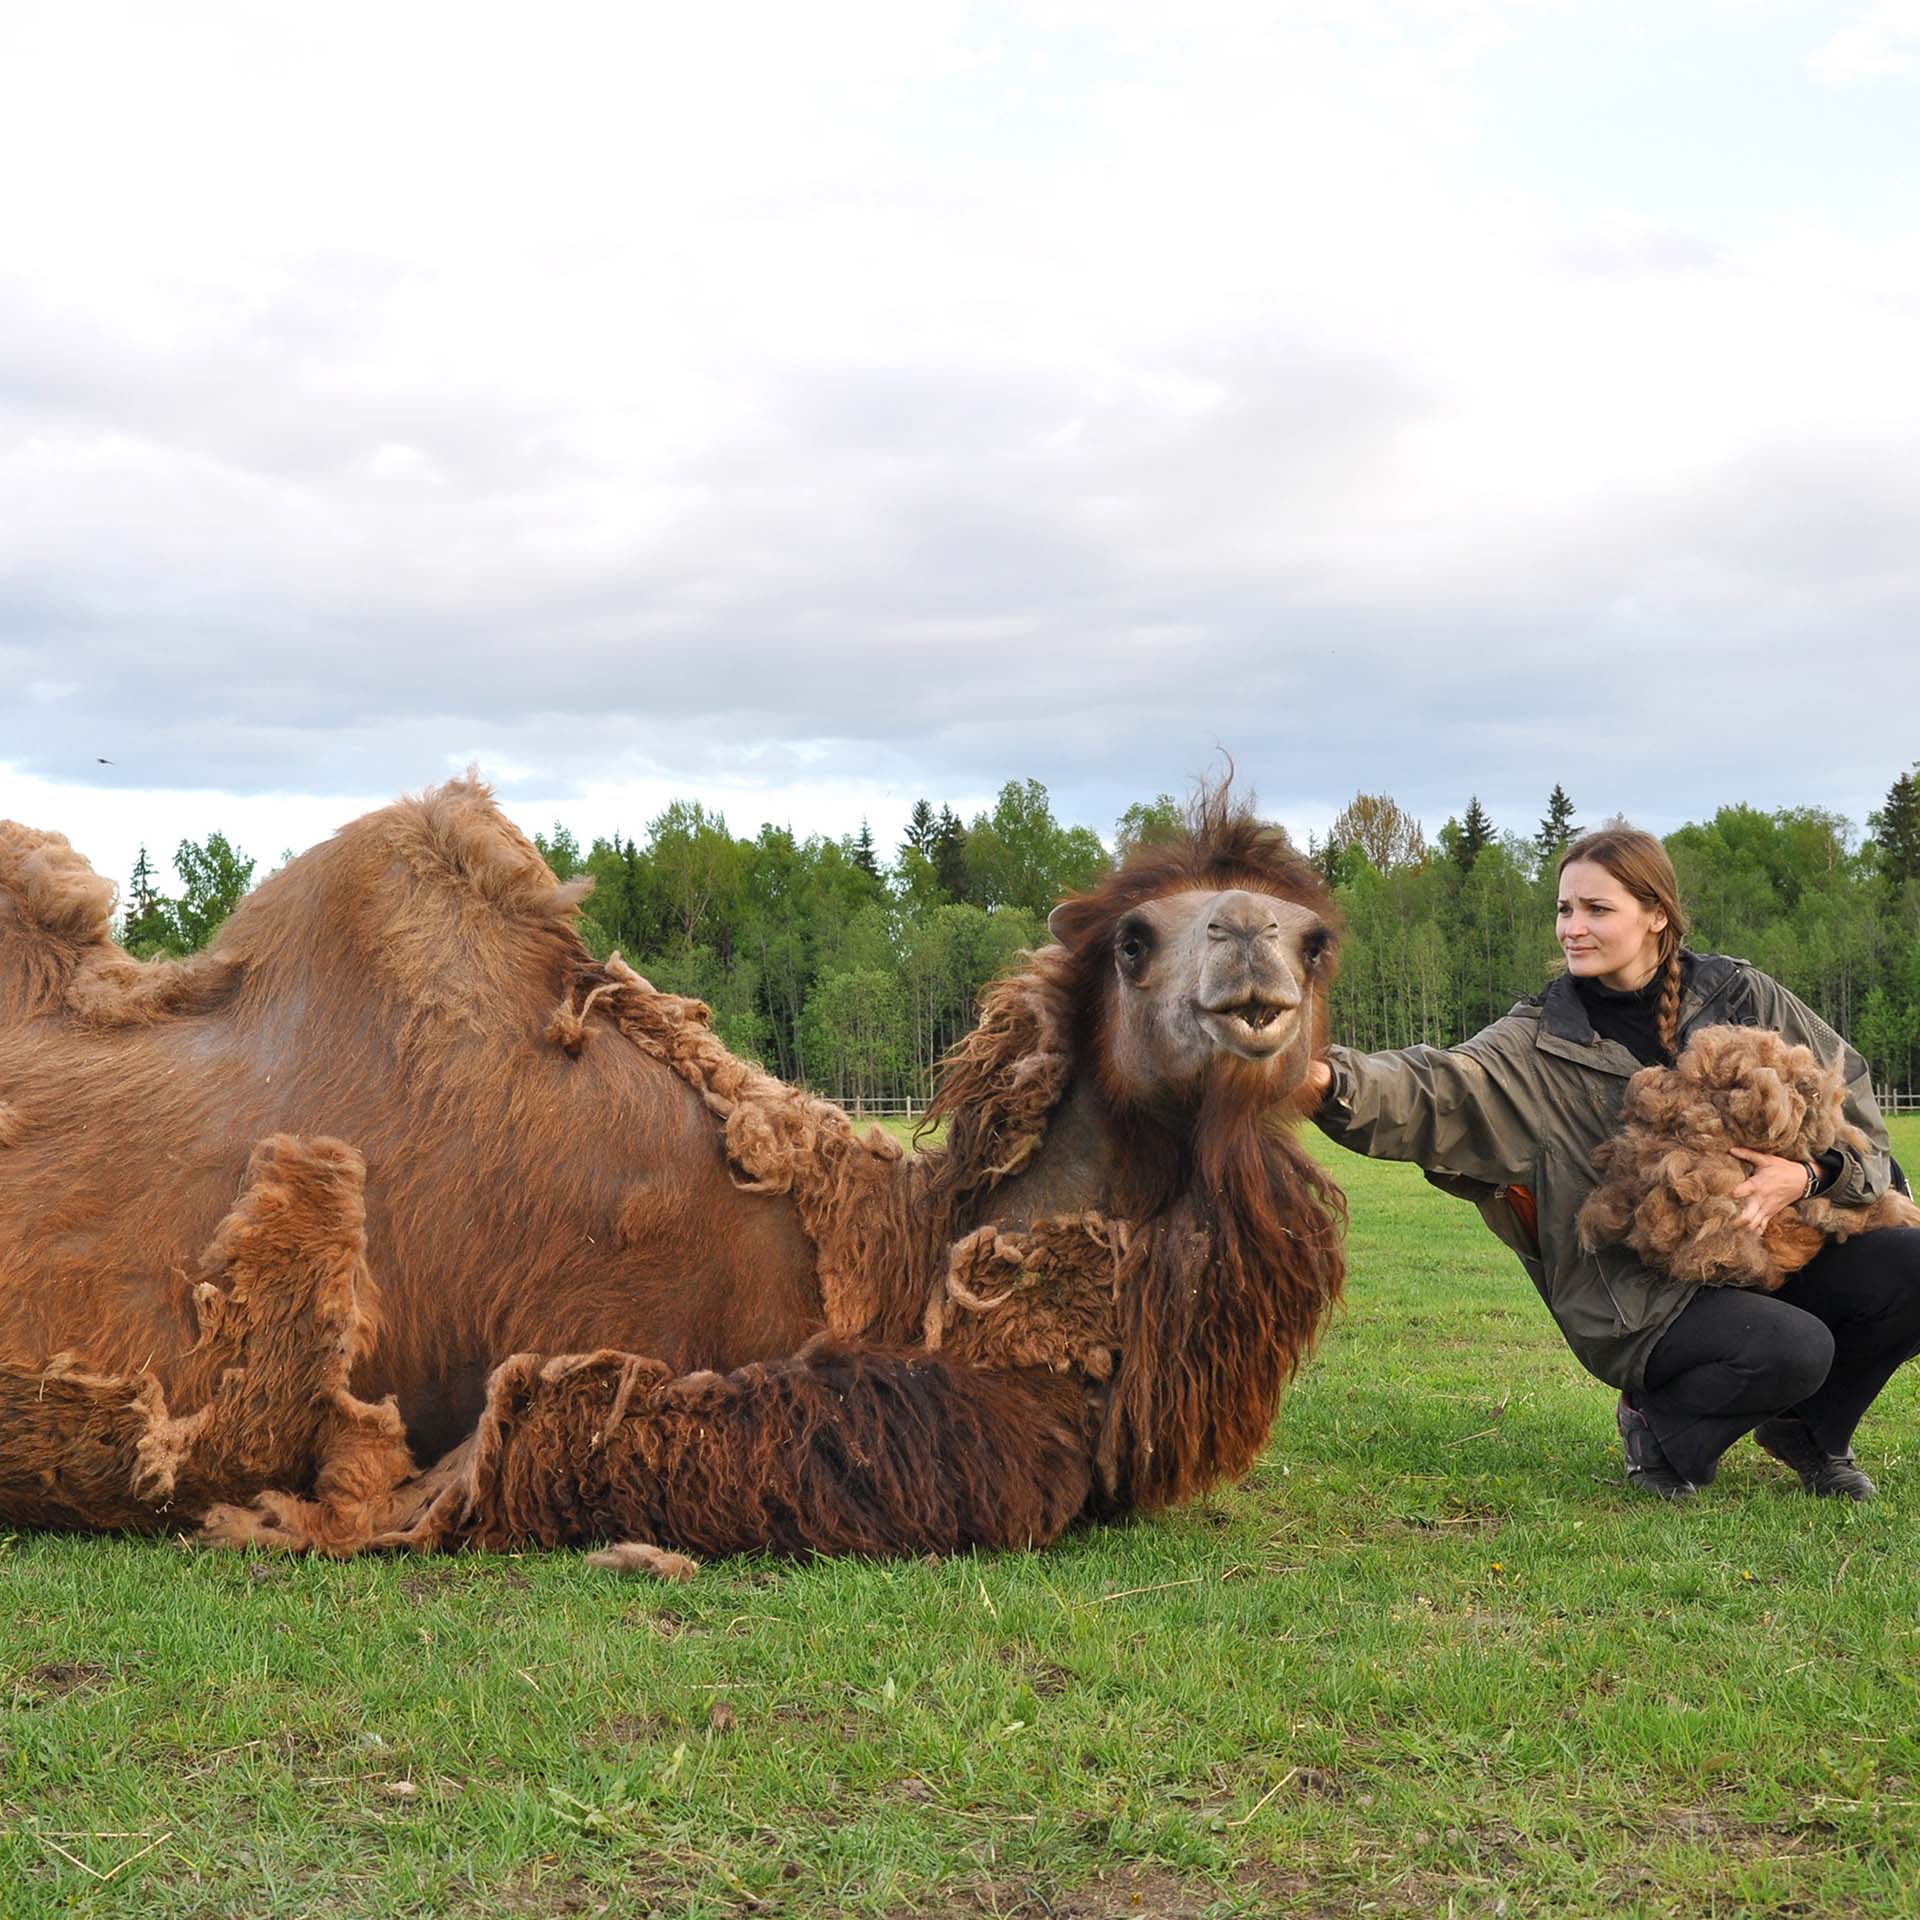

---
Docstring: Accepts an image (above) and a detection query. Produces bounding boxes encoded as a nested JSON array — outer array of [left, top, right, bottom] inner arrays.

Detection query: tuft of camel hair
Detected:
[[1578, 1022, 1920, 1292]]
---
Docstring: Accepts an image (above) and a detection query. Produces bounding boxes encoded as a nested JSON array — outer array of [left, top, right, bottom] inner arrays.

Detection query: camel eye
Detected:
[[1303, 923, 1334, 973], [1116, 918, 1153, 980]]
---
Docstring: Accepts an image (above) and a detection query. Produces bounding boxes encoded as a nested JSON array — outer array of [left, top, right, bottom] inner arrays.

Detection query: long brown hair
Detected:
[[1558, 826, 1690, 1060]]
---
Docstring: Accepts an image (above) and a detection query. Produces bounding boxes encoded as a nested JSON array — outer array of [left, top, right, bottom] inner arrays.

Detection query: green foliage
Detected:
[[962, 779, 1109, 918], [1533, 783, 1578, 868], [1448, 795, 1495, 874], [170, 834, 256, 952], [533, 822, 584, 881], [931, 805, 968, 902], [120, 844, 176, 957], [1870, 767, 1920, 887], [1114, 792, 1184, 859], [96, 769, 1920, 1101], [1329, 792, 1425, 873], [122, 834, 256, 956], [801, 966, 908, 1105], [900, 798, 938, 861]]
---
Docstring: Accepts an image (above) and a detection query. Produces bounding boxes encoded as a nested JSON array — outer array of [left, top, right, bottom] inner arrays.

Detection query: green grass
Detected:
[[6, 1120, 1920, 1918]]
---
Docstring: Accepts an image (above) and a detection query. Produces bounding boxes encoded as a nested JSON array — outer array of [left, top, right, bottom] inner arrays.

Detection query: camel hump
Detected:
[[0, 821, 119, 1022], [332, 774, 593, 929], [0, 820, 243, 1030], [222, 774, 595, 1022], [0, 821, 117, 948]]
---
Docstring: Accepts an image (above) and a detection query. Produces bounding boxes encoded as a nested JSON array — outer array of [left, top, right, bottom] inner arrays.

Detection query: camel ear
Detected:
[[1047, 898, 1101, 951]]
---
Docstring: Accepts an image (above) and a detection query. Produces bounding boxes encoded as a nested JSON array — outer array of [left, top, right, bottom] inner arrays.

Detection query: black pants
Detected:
[[1633, 1226, 1920, 1483]]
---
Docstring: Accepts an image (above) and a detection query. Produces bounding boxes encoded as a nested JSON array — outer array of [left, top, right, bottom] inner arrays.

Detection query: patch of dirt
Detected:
[[497, 1870, 613, 1916], [1290, 1765, 1345, 1801], [627, 1610, 697, 1639], [990, 1646, 1077, 1697], [394, 1561, 533, 1601], [14, 1661, 112, 1701]]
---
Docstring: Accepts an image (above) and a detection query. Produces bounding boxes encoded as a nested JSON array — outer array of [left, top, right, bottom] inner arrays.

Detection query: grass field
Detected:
[[6, 1119, 1920, 1918]]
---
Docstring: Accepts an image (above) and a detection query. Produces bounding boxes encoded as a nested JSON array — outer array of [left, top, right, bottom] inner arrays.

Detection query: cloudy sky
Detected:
[[3, 0, 1918, 892]]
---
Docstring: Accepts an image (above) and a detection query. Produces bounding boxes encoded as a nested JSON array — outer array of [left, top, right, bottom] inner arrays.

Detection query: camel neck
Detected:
[[974, 1074, 1116, 1227]]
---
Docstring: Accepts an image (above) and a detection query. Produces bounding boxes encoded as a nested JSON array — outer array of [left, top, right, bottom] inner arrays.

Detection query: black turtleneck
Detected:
[[1572, 962, 1683, 1067]]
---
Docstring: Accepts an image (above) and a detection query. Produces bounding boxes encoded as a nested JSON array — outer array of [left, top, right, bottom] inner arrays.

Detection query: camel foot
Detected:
[[584, 1541, 702, 1581]]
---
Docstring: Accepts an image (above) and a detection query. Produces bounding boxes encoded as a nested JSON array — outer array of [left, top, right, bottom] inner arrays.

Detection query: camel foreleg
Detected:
[[356, 1337, 1095, 1560]]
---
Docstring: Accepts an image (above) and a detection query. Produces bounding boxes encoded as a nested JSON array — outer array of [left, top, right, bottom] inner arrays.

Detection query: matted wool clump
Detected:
[[1578, 1023, 1919, 1292]]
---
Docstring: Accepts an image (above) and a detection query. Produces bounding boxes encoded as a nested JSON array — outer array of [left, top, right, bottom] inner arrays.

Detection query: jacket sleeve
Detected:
[[1313, 1021, 1539, 1190], [1739, 969, 1892, 1207]]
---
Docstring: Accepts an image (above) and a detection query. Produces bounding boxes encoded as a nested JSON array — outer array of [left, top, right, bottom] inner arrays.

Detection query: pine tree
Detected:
[[931, 806, 968, 901], [1453, 795, 1494, 873], [1534, 784, 1578, 866], [1874, 769, 1920, 885], [901, 799, 937, 861], [851, 818, 880, 879], [121, 844, 177, 957]]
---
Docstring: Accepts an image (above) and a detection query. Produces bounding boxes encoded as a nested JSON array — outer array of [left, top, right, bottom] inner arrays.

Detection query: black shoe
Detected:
[[1754, 1416, 1877, 1502], [1616, 1395, 1696, 1502]]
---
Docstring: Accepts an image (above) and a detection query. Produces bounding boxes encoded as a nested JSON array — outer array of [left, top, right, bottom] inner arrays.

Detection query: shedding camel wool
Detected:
[[0, 777, 1346, 1561], [1578, 1023, 1920, 1292]]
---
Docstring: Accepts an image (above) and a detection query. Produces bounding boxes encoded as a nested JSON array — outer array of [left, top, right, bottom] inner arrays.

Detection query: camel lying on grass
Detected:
[[0, 779, 1346, 1563]]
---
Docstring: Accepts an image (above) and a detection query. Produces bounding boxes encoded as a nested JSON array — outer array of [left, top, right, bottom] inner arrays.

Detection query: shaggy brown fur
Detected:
[[0, 778, 1345, 1560], [0, 1135, 409, 1544], [1579, 1023, 1920, 1291]]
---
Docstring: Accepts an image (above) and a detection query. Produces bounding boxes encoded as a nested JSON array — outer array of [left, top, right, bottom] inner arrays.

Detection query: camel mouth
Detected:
[[1201, 1002, 1299, 1061]]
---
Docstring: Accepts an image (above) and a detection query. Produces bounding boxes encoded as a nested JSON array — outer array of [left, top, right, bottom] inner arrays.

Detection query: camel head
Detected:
[[1044, 789, 1338, 1120]]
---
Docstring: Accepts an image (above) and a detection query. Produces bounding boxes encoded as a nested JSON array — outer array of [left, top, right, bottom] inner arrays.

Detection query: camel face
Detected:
[[1096, 885, 1330, 1105]]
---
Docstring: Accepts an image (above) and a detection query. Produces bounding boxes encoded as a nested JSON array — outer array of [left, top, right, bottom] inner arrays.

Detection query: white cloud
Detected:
[[1, 0, 1917, 864], [1811, 1, 1920, 83]]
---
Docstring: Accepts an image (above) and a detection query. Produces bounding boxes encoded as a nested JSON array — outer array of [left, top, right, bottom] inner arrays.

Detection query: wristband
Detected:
[[1802, 1160, 1820, 1202]]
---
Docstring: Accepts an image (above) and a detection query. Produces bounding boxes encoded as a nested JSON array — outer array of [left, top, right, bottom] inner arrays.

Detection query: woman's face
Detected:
[[1557, 859, 1668, 992]]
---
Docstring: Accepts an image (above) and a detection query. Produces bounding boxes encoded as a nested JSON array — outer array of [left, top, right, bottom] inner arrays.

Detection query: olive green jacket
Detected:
[[1314, 953, 1896, 1390]]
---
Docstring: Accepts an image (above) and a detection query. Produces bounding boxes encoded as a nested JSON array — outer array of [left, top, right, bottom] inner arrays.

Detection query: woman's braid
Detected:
[[1656, 944, 1685, 1063]]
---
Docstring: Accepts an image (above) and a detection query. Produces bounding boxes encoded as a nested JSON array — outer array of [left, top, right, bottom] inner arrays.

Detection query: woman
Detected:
[[1308, 826, 1920, 1501]]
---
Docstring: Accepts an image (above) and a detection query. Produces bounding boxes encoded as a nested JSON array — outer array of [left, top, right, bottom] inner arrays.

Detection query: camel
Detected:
[[0, 777, 1346, 1561]]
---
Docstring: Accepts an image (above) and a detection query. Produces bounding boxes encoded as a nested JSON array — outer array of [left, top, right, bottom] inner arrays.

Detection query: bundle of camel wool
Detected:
[[1578, 1023, 1920, 1292]]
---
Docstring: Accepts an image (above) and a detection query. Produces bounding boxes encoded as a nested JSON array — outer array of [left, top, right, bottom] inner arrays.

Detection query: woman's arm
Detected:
[[1311, 1024, 1540, 1189]]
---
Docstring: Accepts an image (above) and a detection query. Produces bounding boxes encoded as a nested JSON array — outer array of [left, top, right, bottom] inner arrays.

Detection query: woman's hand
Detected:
[[1305, 1057, 1333, 1105], [1728, 1147, 1811, 1230]]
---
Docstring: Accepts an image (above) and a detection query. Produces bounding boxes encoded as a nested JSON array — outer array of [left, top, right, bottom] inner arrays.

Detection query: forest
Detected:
[[115, 768, 1920, 1108]]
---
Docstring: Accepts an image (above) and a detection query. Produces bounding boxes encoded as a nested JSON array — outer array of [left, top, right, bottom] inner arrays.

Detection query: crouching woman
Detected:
[[1307, 826, 1920, 1502]]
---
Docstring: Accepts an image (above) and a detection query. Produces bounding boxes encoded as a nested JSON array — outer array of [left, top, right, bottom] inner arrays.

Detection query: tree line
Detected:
[[117, 766, 1920, 1104]]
